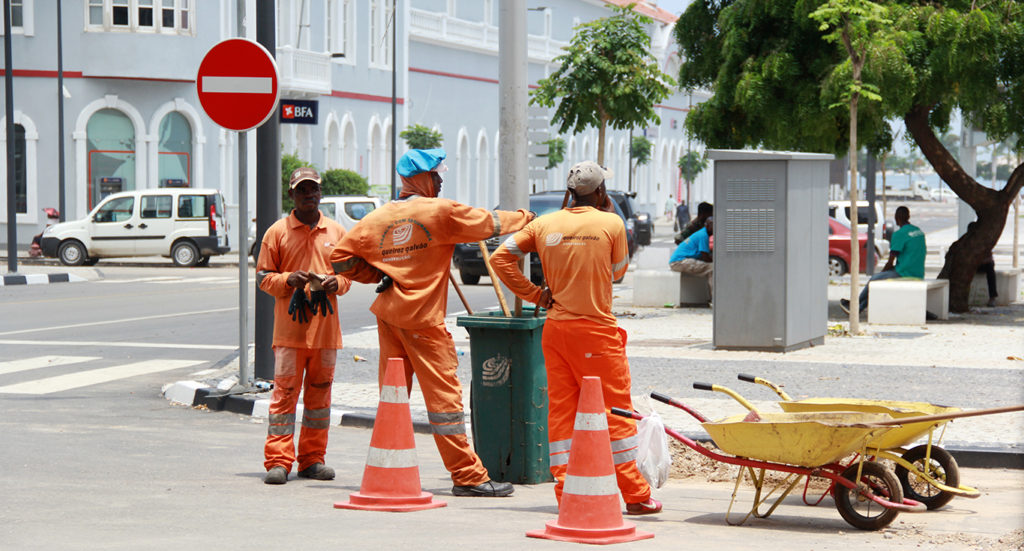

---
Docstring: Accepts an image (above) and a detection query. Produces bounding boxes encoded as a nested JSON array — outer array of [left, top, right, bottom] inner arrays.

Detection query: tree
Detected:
[[810, 0, 890, 333], [629, 135, 653, 192], [542, 137, 566, 170], [530, 4, 674, 165], [675, 0, 1024, 312], [677, 150, 709, 207], [399, 124, 443, 149], [322, 169, 369, 196]]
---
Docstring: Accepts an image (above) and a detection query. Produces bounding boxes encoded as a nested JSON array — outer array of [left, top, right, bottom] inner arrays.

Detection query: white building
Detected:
[[0, 0, 712, 247]]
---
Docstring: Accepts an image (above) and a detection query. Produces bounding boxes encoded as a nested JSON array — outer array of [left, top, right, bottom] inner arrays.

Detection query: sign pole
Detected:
[[238, 130, 250, 385]]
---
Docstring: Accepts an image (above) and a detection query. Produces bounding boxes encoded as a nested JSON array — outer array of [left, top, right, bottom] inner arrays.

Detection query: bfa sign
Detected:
[[280, 99, 318, 125]]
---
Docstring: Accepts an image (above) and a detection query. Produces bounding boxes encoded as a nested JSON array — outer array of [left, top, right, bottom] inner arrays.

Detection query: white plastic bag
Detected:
[[635, 409, 672, 489]]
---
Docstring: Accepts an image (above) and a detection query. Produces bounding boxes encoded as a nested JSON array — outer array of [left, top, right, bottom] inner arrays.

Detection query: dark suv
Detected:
[[607, 190, 653, 246], [451, 191, 636, 285]]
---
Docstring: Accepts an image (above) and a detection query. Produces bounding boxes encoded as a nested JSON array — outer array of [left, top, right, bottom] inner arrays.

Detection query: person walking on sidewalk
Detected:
[[489, 160, 662, 516], [329, 148, 535, 498], [669, 216, 714, 301], [256, 167, 352, 485], [842, 205, 926, 314]]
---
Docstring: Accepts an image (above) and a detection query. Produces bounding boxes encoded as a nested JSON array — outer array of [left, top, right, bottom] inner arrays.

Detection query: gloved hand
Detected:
[[375, 274, 394, 294], [288, 287, 311, 323], [307, 275, 334, 317]]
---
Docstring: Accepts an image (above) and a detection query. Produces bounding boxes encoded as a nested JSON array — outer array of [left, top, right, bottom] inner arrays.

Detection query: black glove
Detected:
[[375, 275, 394, 294], [288, 287, 311, 323], [308, 288, 334, 316]]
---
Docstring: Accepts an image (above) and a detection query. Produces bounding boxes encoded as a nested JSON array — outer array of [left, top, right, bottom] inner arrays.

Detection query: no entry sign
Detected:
[[197, 39, 280, 132]]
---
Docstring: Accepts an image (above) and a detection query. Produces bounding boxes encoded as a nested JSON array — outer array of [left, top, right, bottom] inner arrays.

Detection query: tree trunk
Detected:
[[904, 105, 1024, 312], [597, 111, 608, 166], [849, 95, 860, 334]]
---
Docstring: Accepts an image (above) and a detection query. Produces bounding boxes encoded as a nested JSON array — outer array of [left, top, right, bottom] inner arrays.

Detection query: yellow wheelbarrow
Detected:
[[612, 398, 925, 531]]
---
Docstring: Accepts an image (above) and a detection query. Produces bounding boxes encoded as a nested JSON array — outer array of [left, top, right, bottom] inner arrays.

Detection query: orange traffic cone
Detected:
[[527, 376, 654, 544], [335, 357, 446, 512]]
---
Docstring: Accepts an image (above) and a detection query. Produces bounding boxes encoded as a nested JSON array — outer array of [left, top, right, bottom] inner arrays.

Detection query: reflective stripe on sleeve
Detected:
[[574, 412, 608, 431], [490, 210, 502, 238], [502, 235, 525, 258], [256, 270, 273, 286], [366, 446, 418, 469], [379, 385, 408, 404], [331, 258, 359, 274], [564, 474, 617, 496], [611, 258, 628, 274]]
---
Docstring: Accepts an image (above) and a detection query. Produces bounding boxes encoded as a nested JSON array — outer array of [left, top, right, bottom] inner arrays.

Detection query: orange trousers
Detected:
[[264, 347, 336, 472], [542, 319, 651, 505], [377, 318, 490, 487]]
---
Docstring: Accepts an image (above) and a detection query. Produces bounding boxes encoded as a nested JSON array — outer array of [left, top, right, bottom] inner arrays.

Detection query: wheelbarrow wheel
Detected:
[[894, 445, 959, 510], [834, 461, 903, 531]]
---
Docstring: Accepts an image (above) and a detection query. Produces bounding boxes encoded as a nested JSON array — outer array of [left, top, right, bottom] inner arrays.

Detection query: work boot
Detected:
[[625, 498, 662, 515], [264, 466, 288, 485], [452, 480, 514, 497], [297, 463, 335, 480], [839, 299, 851, 314]]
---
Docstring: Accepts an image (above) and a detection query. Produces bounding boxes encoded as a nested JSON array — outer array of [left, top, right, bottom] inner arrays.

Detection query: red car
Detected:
[[828, 217, 880, 276]]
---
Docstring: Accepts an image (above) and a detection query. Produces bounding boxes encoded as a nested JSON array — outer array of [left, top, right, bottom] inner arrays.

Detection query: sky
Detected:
[[654, 0, 692, 17]]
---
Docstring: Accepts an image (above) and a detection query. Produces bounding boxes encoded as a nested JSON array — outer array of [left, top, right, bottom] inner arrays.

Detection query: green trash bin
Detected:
[[456, 307, 551, 484]]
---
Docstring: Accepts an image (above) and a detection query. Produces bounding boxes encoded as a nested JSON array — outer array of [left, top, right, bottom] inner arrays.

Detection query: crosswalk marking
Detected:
[[0, 359, 204, 395], [0, 355, 99, 376], [96, 276, 253, 285], [0, 339, 236, 350]]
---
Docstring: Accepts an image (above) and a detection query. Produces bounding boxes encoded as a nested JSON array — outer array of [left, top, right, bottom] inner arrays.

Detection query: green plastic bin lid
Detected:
[[456, 307, 546, 330]]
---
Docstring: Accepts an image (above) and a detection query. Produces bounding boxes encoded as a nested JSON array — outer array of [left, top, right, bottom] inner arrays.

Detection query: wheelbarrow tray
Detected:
[[701, 411, 895, 467], [777, 399, 960, 450]]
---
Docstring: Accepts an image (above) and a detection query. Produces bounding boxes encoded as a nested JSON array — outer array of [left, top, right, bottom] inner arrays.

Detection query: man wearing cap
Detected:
[[329, 148, 534, 497], [489, 161, 662, 515], [257, 167, 352, 485]]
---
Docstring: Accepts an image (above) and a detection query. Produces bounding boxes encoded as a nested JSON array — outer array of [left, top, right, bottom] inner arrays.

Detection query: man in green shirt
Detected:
[[841, 206, 926, 313]]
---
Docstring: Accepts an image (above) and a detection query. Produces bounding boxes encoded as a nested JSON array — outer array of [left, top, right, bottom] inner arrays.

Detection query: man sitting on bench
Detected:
[[841, 205, 926, 314], [670, 216, 713, 301]]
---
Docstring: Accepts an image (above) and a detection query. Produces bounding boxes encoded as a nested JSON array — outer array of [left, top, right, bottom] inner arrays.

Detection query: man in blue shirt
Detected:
[[669, 216, 713, 297], [841, 206, 927, 313]]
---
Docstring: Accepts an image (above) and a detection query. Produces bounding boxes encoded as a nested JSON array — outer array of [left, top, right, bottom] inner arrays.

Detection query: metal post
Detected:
[[958, 126, 976, 237], [57, 0, 66, 222], [4, 0, 16, 273], [390, 0, 397, 200], [499, 0, 527, 212], [255, 1, 280, 381], [865, 153, 876, 275], [236, 0, 250, 386]]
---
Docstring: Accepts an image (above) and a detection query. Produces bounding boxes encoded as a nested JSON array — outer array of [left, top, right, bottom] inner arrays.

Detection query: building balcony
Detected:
[[409, 9, 567, 63], [276, 46, 332, 98]]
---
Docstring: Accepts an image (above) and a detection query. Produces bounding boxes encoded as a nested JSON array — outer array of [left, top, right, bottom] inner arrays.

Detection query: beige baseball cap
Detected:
[[288, 166, 322, 189], [566, 161, 613, 195]]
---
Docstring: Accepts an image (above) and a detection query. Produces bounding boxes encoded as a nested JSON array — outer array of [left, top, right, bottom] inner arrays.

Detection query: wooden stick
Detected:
[[449, 271, 472, 315], [869, 404, 1024, 427], [479, 241, 511, 317], [514, 258, 524, 317]]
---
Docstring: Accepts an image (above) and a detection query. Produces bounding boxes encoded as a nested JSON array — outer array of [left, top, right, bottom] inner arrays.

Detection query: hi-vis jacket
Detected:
[[330, 197, 533, 329], [257, 212, 351, 349], [490, 206, 628, 327]]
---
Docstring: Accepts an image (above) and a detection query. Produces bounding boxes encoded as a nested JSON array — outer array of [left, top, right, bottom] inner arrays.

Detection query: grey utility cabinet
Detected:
[[709, 150, 834, 352]]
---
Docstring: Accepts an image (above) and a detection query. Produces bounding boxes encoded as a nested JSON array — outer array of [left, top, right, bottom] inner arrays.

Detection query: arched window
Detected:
[[296, 125, 312, 164], [86, 108, 135, 208], [476, 131, 490, 208], [368, 120, 383, 188], [342, 117, 357, 171], [157, 111, 192, 188], [456, 131, 470, 204], [326, 117, 341, 169]]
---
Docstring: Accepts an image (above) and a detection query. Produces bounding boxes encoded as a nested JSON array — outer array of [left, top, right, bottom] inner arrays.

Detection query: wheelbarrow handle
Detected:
[[693, 382, 714, 392], [737, 373, 757, 383], [649, 391, 711, 423], [610, 407, 640, 420]]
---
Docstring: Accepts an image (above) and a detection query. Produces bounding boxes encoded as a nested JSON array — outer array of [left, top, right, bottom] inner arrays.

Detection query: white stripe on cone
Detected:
[[563, 474, 618, 496], [574, 412, 608, 431], [366, 447, 419, 469], [379, 385, 408, 404]]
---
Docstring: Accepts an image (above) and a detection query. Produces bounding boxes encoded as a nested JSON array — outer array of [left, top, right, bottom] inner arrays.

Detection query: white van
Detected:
[[318, 195, 381, 230], [41, 188, 230, 267]]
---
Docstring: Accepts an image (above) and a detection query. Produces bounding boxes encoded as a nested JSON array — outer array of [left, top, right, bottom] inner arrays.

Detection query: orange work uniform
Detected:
[[490, 206, 650, 505], [256, 212, 351, 472], [330, 196, 532, 486]]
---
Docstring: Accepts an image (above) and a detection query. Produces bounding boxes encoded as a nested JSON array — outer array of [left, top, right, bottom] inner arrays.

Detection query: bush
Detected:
[[321, 169, 369, 196]]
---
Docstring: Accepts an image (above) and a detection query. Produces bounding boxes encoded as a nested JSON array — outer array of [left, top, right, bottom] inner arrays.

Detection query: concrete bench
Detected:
[[968, 268, 1021, 307], [867, 278, 949, 325], [633, 270, 710, 307]]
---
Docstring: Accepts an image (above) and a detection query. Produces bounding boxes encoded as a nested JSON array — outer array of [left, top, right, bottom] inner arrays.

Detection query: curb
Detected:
[[163, 380, 1024, 470], [0, 272, 86, 286]]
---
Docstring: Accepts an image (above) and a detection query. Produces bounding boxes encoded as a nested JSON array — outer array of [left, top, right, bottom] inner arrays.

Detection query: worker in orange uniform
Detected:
[[257, 167, 352, 485], [490, 161, 661, 515], [329, 148, 534, 497]]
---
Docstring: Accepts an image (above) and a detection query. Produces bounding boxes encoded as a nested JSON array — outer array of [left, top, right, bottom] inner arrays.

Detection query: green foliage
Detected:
[[399, 124, 443, 149], [677, 150, 709, 183], [631, 136, 653, 166], [542, 137, 566, 169], [281, 153, 312, 212], [530, 4, 675, 164], [321, 169, 369, 196]]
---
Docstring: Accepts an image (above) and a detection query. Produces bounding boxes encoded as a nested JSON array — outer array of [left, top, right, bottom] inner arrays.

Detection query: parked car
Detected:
[[829, 200, 891, 258], [41, 188, 230, 267], [248, 195, 381, 259], [451, 191, 636, 285], [828, 217, 881, 277], [607, 190, 653, 247]]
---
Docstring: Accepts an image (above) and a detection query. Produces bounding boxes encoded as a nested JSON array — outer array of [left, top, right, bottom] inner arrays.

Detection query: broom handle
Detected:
[[478, 241, 511, 317], [449, 271, 472, 315]]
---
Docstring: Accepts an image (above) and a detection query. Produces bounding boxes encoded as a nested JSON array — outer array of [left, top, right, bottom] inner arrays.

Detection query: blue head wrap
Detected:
[[396, 148, 447, 178]]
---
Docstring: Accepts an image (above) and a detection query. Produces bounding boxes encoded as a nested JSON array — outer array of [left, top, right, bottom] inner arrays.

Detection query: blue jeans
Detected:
[[857, 270, 902, 312]]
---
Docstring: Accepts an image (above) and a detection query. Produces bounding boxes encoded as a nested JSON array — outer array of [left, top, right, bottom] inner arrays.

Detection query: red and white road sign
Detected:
[[197, 38, 280, 132]]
